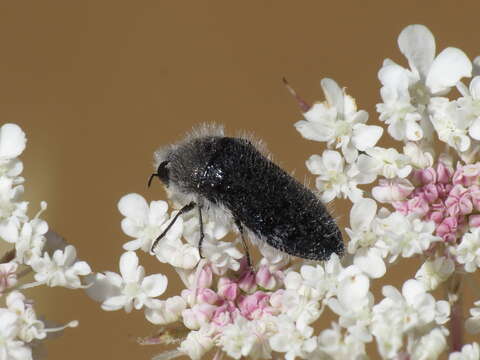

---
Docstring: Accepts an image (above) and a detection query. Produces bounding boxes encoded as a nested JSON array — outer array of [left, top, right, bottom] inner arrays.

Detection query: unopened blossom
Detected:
[[449, 342, 480, 360], [295, 78, 382, 163], [0, 262, 17, 293]]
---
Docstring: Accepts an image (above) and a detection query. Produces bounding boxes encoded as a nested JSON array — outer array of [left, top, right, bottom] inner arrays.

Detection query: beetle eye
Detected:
[[157, 161, 170, 185]]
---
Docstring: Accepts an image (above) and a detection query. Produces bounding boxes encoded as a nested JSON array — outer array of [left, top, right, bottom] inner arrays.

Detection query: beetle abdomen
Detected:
[[198, 137, 344, 261]]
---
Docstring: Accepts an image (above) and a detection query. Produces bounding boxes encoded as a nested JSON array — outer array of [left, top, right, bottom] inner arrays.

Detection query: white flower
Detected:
[[0, 177, 28, 244], [178, 327, 214, 360], [30, 245, 91, 288], [409, 327, 447, 360], [0, 262, 18, 293], [0, 124, 27, 178], [377, 24, 472, 142], [375, 212, 440, 262], [316, 323, 368, 359], [13, 218, 48, 265], [372, 280, 449, 339], [452, 227, 480, 272], [90, 251, 167, 312], [457, 76, 480, 140], [144, 296, 187, 325], [0, 308, 32, 360], [306, 150, 374, 203], [346, 197, 379, 252], [403, 142, 434, 168], [269, 315, 317, 360], [118, 193, 170, 252], [415, 256, 455, 291], [465, 300, 480, 334], [6, 291, 46, 342], [429, 97, 471, 152], [295, 78, 382, 163], [357, 146, 412, 179], [449, 343, 480, 360], [218, 316, 259, 359]]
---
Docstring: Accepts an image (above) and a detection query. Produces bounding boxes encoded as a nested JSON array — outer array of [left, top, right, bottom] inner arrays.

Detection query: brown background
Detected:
[[0, 1, 479, 359]]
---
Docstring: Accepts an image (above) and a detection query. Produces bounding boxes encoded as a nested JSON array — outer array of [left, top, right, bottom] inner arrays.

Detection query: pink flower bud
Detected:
[[428, 201, 446, 224], [469, 214, 480, 228], [211, 301, 238, 327], [372, 179, 414, 203], [445, 185, 473, 216], [238, 291, 271, 320], [197, 265, 213, 288], [217, 277, 238, 301], [407, 196, 430, 217], [0, 262, 17, 294], [255, 265, 276, 290], [470, 185, 480, 211], [436, 162, 452, 184], [453, 163, 480, 186], [422, 184, 439, 203], [412, 168, 436, 185], [238, 269, 257, 294], [197, 288, 220, 305], [436, 216, 458, 241], [182, 303, 218, 330]]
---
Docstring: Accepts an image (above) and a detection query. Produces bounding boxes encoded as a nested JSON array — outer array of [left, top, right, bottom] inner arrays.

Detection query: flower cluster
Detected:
[[0, 124, 91, 359], [86, 24, 480, 359]]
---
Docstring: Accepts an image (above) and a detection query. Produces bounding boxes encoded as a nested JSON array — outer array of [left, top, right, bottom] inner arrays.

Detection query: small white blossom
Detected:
[[88, 251, 167, 312], [6, 291, 46, 342], [118, 193, 170, 252], [452, 227, 480, 272], [415, 256, 455, 291], [357, 146, 412, 179], [316, 323, 368, 359], [218, 316, 261, 359], [375, 212, 441, 262], [0, 308, 32, 360], [0, 262, 18, 293], [0, 124, 27, 178], [269, 315, 317, 360], [306, 150, 374, 202], [409, 327, 447, 360], [144, 296, 187, 325], [449, 342, 480, 360], [377, 24, 472, 142], [295, 78, 382, 163], [429, 97, 471, 152], [30, 245, 91, 288], [457, 76, 480, 140], [178, 327, 215, 360], [465, 300, 480, 334]]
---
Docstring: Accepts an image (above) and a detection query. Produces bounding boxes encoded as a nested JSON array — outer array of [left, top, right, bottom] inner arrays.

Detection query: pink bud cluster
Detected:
[[392, 162, 480, 242], [181, 260, 283, 331]]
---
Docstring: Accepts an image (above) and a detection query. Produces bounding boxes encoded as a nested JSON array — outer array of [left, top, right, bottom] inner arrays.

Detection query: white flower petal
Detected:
[[352, 124, 383, 151], [0, 124, 27, 159], [398, 24, 435, 79], [118, 193, 148, 220], [350, 198, 377, 232], [426, 47, 472, 94], [141, 274, 168, 297], [119, 251, 139, 282], [321, 78, 344, 118], [470, 76, 480, 99]]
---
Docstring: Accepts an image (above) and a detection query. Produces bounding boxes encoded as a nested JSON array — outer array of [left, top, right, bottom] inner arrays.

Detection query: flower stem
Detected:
[[447, 272, 463, 352]]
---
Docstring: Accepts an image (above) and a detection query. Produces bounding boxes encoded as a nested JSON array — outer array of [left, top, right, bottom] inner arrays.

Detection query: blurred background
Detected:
[[0, 1, 479, 359]]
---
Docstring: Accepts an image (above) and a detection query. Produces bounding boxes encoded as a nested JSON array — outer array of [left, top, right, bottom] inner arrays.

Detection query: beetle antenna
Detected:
[[147, 173, 157, 188]]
